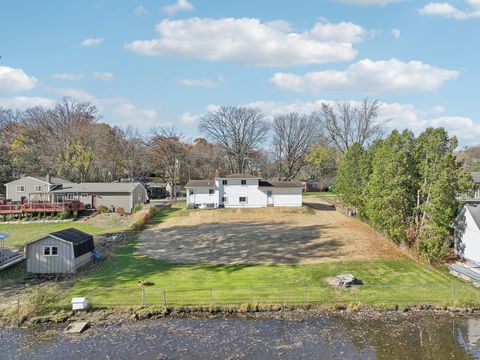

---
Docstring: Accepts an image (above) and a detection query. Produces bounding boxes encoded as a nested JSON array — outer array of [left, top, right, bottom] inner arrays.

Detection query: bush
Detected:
[[57, 211, 70, 220], [96, 205, 108, 214], [116, 207, 125, 215], [22, 283, 62, 316], [132, 204, 143, 213]]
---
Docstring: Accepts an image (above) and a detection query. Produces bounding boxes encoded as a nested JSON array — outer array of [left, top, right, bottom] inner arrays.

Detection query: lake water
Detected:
[[1, 313, 480, 359]]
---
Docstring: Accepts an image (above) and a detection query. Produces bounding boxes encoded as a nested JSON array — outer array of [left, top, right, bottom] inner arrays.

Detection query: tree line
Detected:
[[335, 128, 475, 260], [0, 97, 384, 190]]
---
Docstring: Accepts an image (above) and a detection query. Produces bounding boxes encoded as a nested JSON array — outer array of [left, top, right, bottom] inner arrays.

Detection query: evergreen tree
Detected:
[[414, 128, 474, 259], [335, 143, 371, 214], [365, 130, 417, 243]]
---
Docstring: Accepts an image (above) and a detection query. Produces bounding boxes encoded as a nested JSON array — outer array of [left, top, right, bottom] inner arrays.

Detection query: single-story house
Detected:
[[51, 182, 148, 213], [185, 173, 303, 208], [24, 228, 94, 274], [5, 175, 70, 203], [455, 203, 480, 264]]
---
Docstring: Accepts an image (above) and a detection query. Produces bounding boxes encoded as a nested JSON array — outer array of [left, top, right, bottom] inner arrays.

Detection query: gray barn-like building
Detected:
[[24, 228, 94, 274]]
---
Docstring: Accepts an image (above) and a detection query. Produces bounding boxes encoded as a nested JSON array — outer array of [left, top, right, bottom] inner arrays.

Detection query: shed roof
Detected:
[[185, 180, 215, 188], [52, 182, 143, 193], [259, 180, 304, 188], [49, 228, 94, 257]]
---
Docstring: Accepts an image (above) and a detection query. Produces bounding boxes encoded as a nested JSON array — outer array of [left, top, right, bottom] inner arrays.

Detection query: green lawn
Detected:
[[0, 216, 131, 250], [70, 206, 480, 308]]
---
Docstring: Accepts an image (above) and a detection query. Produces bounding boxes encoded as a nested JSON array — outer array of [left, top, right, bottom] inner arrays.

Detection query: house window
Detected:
[[43, 246, 58, 256], [66, 193, 75, 200], [239, 196, 247, 203], [222, 180, 227, 185], [241, 180, 247, 185], [16, 185, 25, 192], [222, 196, 228, 203], [35, 185, 42, 192], [209, 189, 214, 195], [190, 190, 194, 195], [81, 193, 88, 198]]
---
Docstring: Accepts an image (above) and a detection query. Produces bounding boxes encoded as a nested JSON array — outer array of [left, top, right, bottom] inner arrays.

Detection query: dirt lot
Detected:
[[137, 198, 404, 264]]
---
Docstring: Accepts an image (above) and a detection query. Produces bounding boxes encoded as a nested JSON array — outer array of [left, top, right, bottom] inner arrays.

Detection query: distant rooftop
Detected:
[[52, 182, 143, 193]]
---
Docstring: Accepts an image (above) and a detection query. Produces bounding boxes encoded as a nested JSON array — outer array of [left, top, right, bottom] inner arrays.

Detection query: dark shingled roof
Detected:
[[50, 228, 94, 258], [259, 180, 304, 188], [185, 180, 215, 188]]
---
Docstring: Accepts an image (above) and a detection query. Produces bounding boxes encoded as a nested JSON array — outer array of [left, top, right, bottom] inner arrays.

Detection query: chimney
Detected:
[[214, 169, 220, 178], [46, 173, 51, 184]]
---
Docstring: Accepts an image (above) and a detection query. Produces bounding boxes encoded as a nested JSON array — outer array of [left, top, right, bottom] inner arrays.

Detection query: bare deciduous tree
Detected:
[[199, 106, 269, 174], [315, 99, 385, 152], [272, 113, 321, 180]]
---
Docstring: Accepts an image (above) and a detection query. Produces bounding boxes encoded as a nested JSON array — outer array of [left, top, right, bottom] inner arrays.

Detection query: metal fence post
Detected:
[[141, 287, 145, 307], [210, 288, 213, 305], [162, 289, 166, 306]]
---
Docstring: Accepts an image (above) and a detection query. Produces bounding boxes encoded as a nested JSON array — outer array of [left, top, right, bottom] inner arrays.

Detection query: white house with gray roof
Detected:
[[185, 173, 303, 208]]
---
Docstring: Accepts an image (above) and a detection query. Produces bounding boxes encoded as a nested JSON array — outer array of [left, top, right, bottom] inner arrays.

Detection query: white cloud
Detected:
[[180, 112, 199, 125], [270, 58, 459, 93], [134, 5, 147, 15], [79, 37, 104, 47], [177, 76, 223, 88], [93, 72, 114, 81], [0, 66, 37, 93], [113, 102, 158, 128], [242, 99, 480, 145], [391, 28, 401, 38], [125, 18, 366, 66], [418, 1, 480, 20], [336, 0, 403, 5], [0, 96, 55, 109], [163, 0, 194, 15], [53, 73, 84, 81]]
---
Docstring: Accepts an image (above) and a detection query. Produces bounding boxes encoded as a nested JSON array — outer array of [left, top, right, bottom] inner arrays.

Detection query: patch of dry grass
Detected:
[[140, 199, 404, 264]]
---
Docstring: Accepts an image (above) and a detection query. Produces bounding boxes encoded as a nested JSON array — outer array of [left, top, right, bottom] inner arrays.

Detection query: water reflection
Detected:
[[0, 314, 479, 359]]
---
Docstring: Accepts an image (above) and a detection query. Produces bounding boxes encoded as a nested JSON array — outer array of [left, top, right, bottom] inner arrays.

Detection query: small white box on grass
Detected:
[[71, 297, 88, 310]]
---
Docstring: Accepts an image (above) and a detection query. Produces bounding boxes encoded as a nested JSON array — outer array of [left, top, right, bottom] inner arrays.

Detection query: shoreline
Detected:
[[4, 303, 480, 330]]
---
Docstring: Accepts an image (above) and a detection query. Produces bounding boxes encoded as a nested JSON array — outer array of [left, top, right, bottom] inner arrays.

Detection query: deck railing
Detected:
[[0, 201, 85, 214]]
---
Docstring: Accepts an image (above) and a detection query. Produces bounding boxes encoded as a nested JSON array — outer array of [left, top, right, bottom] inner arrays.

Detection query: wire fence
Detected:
[[75, 283, 480, 309]]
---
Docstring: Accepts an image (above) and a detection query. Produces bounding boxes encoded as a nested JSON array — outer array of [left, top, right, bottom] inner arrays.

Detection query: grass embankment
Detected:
[[71, 203, 480, 309]]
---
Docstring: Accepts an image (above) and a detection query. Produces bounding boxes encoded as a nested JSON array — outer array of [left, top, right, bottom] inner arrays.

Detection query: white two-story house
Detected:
[[185, 173, 303, 208]]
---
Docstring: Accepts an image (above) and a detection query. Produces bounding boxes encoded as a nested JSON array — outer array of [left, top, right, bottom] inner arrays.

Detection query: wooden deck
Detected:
[[0, 201, 85, 215]]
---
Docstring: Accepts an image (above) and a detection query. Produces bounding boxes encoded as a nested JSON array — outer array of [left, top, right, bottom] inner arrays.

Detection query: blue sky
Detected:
[[0, 0, 479, 144]]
